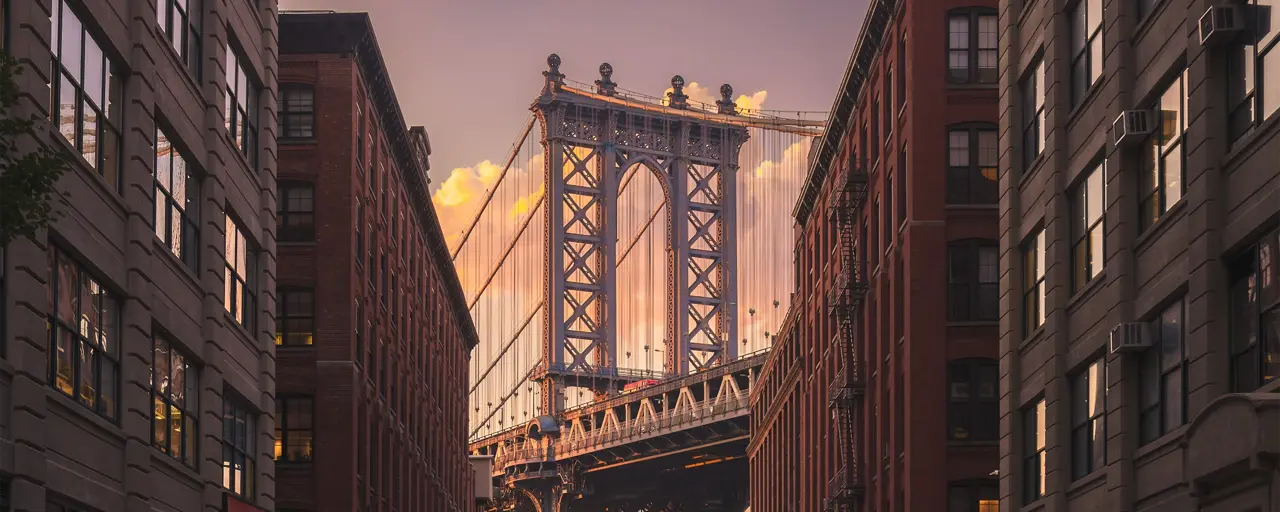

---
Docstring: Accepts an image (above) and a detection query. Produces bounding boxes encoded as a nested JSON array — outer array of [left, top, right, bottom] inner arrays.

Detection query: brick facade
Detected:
[[276, 12, 479, 512]]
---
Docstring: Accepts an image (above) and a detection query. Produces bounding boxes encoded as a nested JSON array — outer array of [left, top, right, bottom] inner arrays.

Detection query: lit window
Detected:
[[155, 124, 200, 271], [277, 181, 315, 242], [275, 397, 314, 462], [223, 215, 256, 328], [1139, 300, 1186, 444], [156, 0, 201, 76], [947, 9, 998, 84], [152, 334, 198, 467], [1023, 230, 1047, 336], [1023, 399, 1047, 504], [278, 85, 314, 139], [46, 246, 119, 420], [50, 0, 122, 187], [947, 479, 999, 512], [222, 392, 257, 497], [1228, 228, 1280, 392], [1071, 359, 1106, 479], [1071, 162, 1106, 291], [224, 43, 258, 167], [1069, 0, 1104, 104], [1227, 0, 1280, 142], [947, 359, 998, 441], [275, 287, 314, 346], [1021, 58, 1046, 169], [1140, 69, 1187, 230], [946, 124, 998, 204]]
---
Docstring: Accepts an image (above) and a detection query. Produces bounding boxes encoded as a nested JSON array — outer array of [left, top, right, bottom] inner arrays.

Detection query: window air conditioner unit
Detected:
[[1200, 5, 1242, 46], [1113, 110, 1153, 147], [1109, 323, 1152, 354]]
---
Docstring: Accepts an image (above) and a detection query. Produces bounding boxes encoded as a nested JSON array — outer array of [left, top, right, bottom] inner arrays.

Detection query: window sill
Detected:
[[1134, 199, 1186, 253], [1065, 81, 1104, 131], [1135, 424, 1188, 462], [1223, 111, 1280, 169], [278, 240, 317, 248], [51, 128, 126, 208], [154, 28, 202, 98], [1132, 0, 1170, 43], [947, 440, 999, 448], [1017, 152, 1047, 191], [224, 131, 259, 178], [1066, 272, 1107, 312], [151, 450, 202, 484], [276, 344, 315, 351], [1068, 468, 1107, 495], [1018, 325, 1046, 354], [945, 204, 999, 211], [1016, 0, 1038, 28], [46, 385, 122, 433], [153, 238, 201, 291], [946, 320, 998, 328], [946, 82, 999, 91], [279, 137, 319, 146]]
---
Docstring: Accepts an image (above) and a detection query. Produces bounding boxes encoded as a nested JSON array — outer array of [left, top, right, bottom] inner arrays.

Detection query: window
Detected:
[[277, 182, 314, 242], [1071, 162, 1106, 291], [871, 199, 880, 267], [276, 287, 313, 346], [152, 334, 198, 467], [948, 480, 999, 512], [1069, 0, 1103, 104], [1023, 230, 1047, 335], [355, 300, 365, 366], [155, 125, 200, 271], [1227, 0, 1280, 141], [156, 0, 200, 76], [947, 359, 998, 441], [1140, 70, 1187, 230], [275, 397, 313, 462], [947, 124, 999, 204], [947, 9, 998, 84], [1229, 228, 1280, 392], [1021, 59, 1045, 168], [50, 0, 122, 187], [897, 142, 907, 224], [884, 67, 893, 137], [224, 43, 258, 166], [1023, 399, 1047, 504], [948, 240, 999, 321], [224, 215, 256, 328], [871, 98, 880, 163], [884, 178, 894, 245], [356, 101, 365, 165], [356, 199, 365, 268], [47, 246, 119, 420], [1137, 0, 1157, 19], [222, 392, 256, 497], [1071, 359, 1106, 478], [1140, 300, 1186, 444], [897, 35, 907, 108], [278, 85, 314, 139]]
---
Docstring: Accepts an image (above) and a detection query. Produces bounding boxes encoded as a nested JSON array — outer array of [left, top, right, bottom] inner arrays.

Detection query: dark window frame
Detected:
[[151, 333, 198, 467], [947, 8, 998, 85], [224, 40, 259, 169], [1069, 0, 1104, 105], [1139, 299, 1187, 444], [1021, 58, 1045, 169], [278, 84, 315, 140], [50, 0, 123, 189], [275, 396, 314, 463], [1071, 358, 1107, 479], [947, 479, 999, 512], [946, 123, 999, 205], [1227, 0, 1280, 143], [156, 0, 201, 77], [1229, 228, 1280, 392], [1071, 162, 1106, 292], [47, 245, 120, 421], [275, 286, 314, 346], [1023, 399, 1047, 504], [1139, 69, 1188, 231], [154, 123, 201, 271], [222, 390, 257, 497], [223, 214, 256, 330], [947, 358, 999, 442], [1023, 230, 1047, 336], [277, 181, 315, 242], [947, 239, 999, 322]]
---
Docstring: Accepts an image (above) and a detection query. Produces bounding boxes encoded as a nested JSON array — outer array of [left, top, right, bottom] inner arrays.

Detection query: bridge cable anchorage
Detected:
[[466, 194, 545, 311], [450, 115, 536, 261], [470, 363, 539, 438], [468, 300, 546, 395], [616, 202, 663, 266]]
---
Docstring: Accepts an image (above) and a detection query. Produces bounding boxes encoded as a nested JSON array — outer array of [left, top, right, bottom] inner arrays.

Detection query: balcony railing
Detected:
[[827, 365, 864, 409], [827, 265, 869, 316], [825, 465, 863, 506], [826, 168, 870, 223]]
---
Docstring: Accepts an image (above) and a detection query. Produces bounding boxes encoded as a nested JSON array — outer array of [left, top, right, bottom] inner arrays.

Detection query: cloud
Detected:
[[509, 184, 545, 219], [660, 81, 769, 114], [735, 90, 768, 114]]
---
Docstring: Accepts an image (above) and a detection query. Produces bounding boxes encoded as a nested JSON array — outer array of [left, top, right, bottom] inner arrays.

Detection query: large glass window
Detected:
[[224, 43, 258, 167], [947, 359, 998, 441], [276, 287, 314, 346], [356, 100, 365, 166], [277, 181, 314, 242], [1229, 228, 1280, 392], [50, 0, 122, 187], [46, 246, 119, 420], [156, 0, 200, 76], [1023, 399, 1047, 504], [1022, 59, 1045, 168], [947, 124, 999, 204], [1070, 0, 1104, 104], [1071, 163, 1106, 291], [152, 334, 198, 467], [1228, 0, 1280, 142], [1071, 359, 1106, 479], [222, 391, 256, 497], [155, 125, 200, 271], [1023, 230, 1047, 336], [224, 215, 255, 328], [1140, 300, 1186, 444], [948, 480, 999, 512], [278, 85, 314, 139], [1140, 70, 1187, 230], [947, 9, 998, 84], [948, 239, 999, 321], [275, 397, 313, 462]]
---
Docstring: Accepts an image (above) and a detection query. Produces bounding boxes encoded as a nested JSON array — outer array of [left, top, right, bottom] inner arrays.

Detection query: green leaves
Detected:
[[0, 49, 70, 246]]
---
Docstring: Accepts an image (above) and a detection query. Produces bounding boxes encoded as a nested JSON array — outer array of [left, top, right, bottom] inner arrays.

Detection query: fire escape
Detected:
[[824, 162, 868, 512]]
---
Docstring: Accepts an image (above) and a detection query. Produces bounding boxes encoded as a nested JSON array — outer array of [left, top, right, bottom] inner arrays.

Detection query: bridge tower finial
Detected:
[[717, 83, 737, 115], [543, 53, 565, 94], [668, 75, 689, 109], [595, 63, 617, 96]]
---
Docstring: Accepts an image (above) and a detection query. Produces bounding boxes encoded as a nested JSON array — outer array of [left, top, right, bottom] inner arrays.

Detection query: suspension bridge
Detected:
[[454, 54, 824, 511]]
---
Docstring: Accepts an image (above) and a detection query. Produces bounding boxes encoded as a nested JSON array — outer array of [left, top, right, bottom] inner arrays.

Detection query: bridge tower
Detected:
[[533, 54, 749, 415]]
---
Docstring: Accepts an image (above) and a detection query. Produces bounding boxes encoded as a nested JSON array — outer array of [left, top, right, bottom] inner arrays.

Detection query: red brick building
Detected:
[[749, 0, 999, 510], [275, 12, 479, 512]]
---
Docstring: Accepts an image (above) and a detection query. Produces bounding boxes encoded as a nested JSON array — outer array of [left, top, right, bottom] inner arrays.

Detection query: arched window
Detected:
[[947, 8, 998, 85], [947, 238, 999, 321], [948, 358, 998, 441], [947, 123, 999, 205]]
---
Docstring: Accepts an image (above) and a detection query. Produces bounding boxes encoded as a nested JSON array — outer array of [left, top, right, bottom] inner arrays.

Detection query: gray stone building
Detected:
[[998, 0, 1279, 511], [0, 0, 278, 510]]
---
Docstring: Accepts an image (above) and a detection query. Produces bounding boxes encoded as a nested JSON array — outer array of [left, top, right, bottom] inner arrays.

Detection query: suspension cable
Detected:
[[451, 116, 536, 260]]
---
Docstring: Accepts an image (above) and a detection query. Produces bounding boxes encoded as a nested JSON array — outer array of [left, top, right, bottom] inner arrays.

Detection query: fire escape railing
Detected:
[[825, 164, 869, 512]]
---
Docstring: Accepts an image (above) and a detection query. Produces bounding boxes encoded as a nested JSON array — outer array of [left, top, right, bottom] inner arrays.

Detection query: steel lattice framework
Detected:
[[534, 55, 749, 415]]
